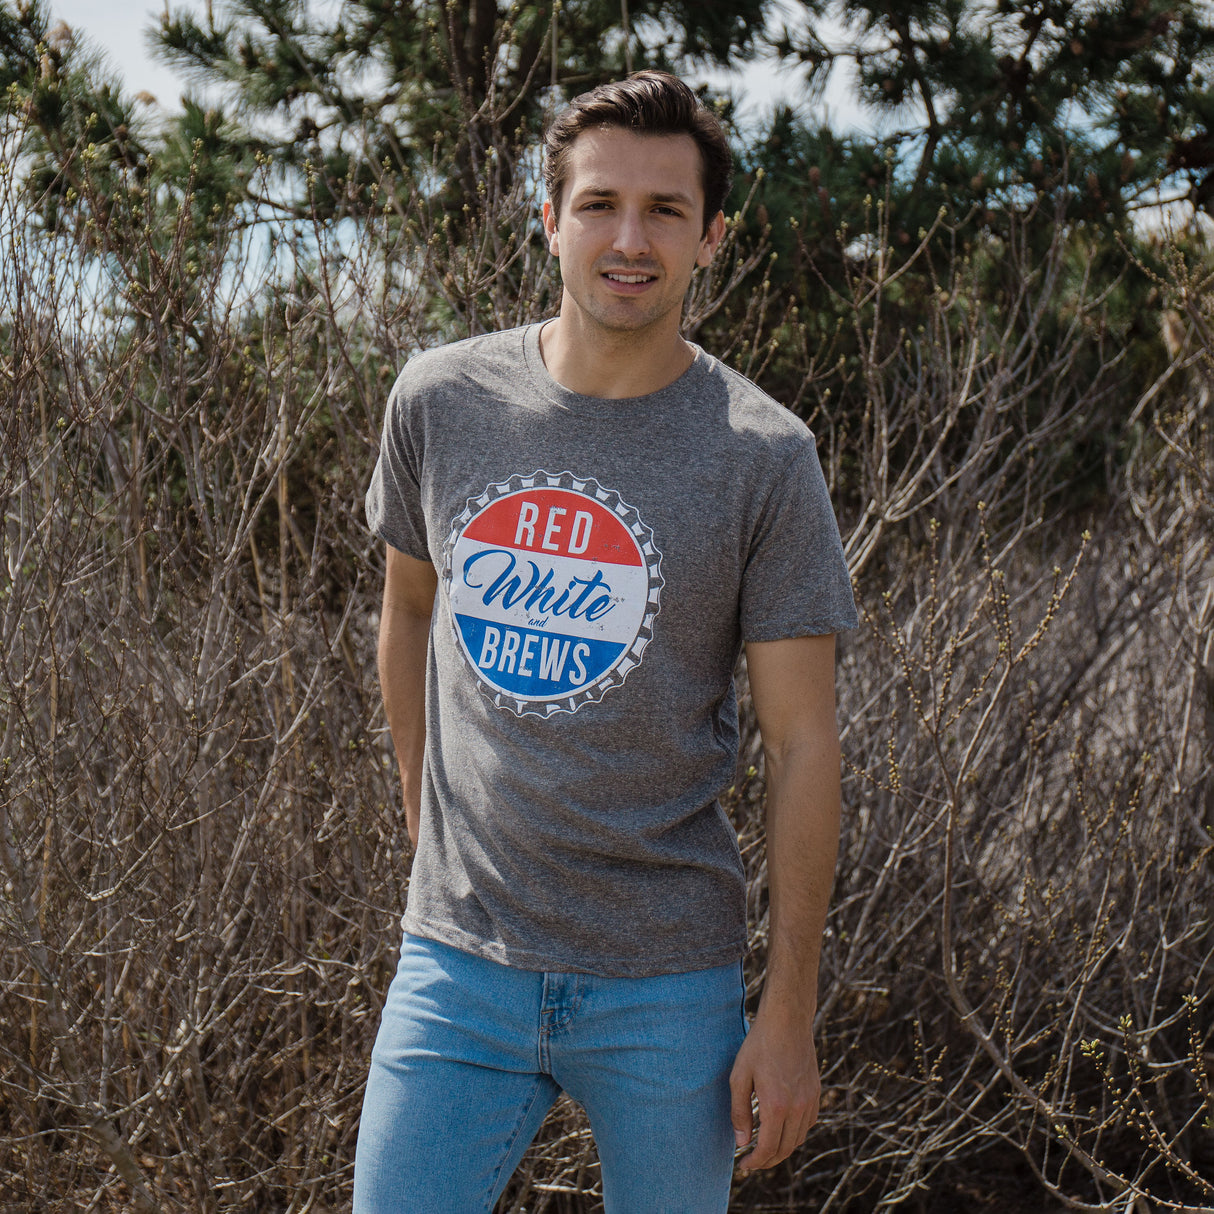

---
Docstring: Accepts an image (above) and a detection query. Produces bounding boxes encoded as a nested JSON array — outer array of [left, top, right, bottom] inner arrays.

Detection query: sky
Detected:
[[46, 0, 875, 133], [52, 0, 187, 110]]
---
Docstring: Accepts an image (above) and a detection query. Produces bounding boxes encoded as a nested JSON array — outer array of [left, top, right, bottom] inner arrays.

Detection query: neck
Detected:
[[539, 310, 694, 399]]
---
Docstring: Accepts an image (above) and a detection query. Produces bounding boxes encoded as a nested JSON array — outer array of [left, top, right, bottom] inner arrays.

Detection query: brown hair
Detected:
[[543, 70, 733, 237]]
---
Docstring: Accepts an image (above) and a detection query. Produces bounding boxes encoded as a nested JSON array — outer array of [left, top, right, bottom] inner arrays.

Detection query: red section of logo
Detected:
[[460, 488, 643, 565]]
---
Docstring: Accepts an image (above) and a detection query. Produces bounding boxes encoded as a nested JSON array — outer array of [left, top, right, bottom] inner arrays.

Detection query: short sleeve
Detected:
[[365, 371, 431, 561], [739, 442, 858, 642]]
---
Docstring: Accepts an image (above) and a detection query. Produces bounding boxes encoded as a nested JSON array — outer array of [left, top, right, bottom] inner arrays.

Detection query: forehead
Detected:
[[560, 128, 705, 204]]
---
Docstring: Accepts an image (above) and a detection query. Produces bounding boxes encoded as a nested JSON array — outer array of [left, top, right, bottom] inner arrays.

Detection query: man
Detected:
[[355, 71, 857, 1212]]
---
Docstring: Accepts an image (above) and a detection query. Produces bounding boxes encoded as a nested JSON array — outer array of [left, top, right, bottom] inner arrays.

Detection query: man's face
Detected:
[[542, 128, 725, 340]]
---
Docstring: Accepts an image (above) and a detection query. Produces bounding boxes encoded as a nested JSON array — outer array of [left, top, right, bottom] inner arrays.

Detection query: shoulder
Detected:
[[695, 350, 817, 465], [388, 325, 531, 404]]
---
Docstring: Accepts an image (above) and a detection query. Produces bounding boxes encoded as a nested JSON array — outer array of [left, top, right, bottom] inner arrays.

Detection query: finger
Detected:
[[736, 1097, 787, 1172], [740, 1080, 823, 1172], [748, 1116, 809, 1172], [786, 1088, 817, 1151], [771, 1090, 820, 1166], [770, 1115, 809, 1168], [800, 1092, 820, 1140], [798, 1077, 822, 1142], [728, 1065, 755, 1149]]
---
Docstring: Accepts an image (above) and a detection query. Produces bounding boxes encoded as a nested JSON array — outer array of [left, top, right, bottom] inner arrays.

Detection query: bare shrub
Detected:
[[729, 203, 1213, 1211], [0, 120, 408, 1210], [0, 85, 1210, 1214]]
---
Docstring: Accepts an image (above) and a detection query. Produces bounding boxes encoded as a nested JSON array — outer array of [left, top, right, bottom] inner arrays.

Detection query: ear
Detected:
[[695, 210, 727, 268], [542, 200, 560, 256]]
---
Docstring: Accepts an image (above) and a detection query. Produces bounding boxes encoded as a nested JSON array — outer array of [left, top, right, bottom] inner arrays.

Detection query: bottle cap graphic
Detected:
[[442, 471, 663, 717]]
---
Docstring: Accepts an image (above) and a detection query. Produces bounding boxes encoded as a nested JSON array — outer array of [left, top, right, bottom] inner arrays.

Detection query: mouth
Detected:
[[602, 270, 657, 285]]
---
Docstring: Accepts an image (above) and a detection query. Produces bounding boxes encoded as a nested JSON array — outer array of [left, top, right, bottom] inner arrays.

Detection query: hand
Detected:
[[729, 1006, 821, 1173]]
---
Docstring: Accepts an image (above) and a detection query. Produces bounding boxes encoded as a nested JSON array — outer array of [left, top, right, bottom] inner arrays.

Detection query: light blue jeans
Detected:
[[353, 933, 748, 1213]]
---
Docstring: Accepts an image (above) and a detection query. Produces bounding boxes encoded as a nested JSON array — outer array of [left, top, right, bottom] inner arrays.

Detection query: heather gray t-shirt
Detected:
[[366, 322, 857, 977]]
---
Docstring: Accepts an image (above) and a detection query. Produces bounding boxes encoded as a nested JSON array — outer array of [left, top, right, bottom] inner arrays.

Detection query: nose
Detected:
[[611, 208, 650, 258]]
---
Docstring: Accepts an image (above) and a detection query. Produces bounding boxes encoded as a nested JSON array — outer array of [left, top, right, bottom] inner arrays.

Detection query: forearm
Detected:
[[759, 727, 842, 1021], [377, 547, 437, 847]]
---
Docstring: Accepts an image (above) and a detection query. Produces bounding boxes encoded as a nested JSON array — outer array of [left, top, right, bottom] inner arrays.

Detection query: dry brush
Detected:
[[0, 102, 1210, 1213]]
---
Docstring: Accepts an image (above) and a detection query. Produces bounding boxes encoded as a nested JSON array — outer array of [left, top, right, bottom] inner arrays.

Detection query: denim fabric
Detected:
[[353, 933, 748, 1213]]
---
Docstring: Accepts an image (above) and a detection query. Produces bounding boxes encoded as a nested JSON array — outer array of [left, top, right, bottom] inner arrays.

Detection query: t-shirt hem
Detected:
[[742, 612, 860, 643], [370, 520, 431, 564], [401, 912, 747, 978]]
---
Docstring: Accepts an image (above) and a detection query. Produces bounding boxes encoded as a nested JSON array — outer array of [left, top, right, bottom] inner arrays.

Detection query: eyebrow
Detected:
[[574, 185, 697, 207]]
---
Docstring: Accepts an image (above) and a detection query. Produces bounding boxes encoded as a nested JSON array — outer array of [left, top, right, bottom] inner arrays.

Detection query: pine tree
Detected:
[[759, 0, 1214, 237], [1, 0, 150, 233], [1, 0, 265, 237], [706, 2, 1214, 495], [150, 0, 769, 219]]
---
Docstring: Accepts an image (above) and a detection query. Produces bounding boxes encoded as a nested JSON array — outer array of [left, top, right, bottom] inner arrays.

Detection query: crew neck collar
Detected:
[[522, 321, 710, 418]]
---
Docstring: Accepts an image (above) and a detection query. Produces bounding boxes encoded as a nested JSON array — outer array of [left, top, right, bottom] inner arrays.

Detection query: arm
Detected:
[[377, 544, 438, 849], [730, 632, 842, 1172]]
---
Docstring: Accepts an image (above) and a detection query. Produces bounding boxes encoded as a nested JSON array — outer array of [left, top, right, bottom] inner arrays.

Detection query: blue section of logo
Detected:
[[454, 614, 626, 700]]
